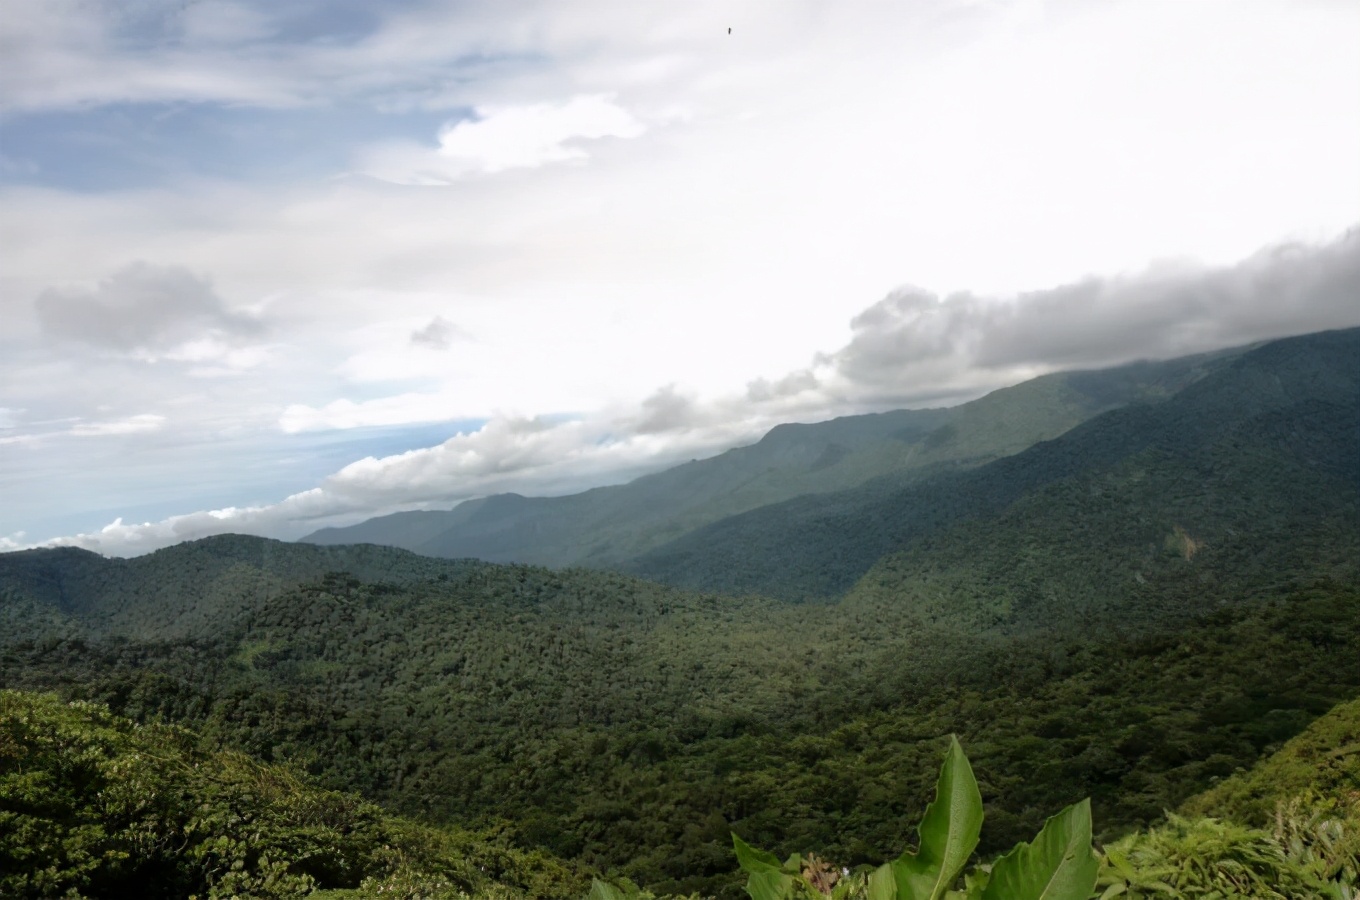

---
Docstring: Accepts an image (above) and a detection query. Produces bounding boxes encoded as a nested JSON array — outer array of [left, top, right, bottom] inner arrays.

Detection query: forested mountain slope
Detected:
[[0, 690, 587, 900], [3, 532, 1357, 894], [0, 534, 482, 640], [628, 327, 1359, 604], [302, 349, 1238, 567], [8, 682, 1359, 899], [1183, 695, 1360, 826], [1089, 695, 1360, 900]]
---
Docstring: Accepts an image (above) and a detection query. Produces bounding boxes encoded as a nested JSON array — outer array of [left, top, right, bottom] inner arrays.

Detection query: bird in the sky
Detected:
[[728, 27, 732, 34]]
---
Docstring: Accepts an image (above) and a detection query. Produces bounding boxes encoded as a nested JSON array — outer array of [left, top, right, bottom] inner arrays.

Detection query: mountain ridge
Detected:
[[302, 345, 1248, 567], [625, 327, 1359, 602]]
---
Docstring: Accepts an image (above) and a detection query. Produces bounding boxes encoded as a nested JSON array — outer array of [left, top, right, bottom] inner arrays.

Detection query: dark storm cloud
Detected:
[[834, 230, 1360, 387], [35, 262, 265, 353]]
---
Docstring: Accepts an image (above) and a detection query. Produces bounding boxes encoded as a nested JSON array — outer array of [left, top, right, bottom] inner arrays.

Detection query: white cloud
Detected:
[[441, 95, 644, 171], [17, 228, 1360, 557], [832, 229, 1360, 395], [360, 94, 646, 184], [279, 393, 462, 433], [20, 409, 770, 555], [410, 316, 471, 349], [0, 413, 169, 445], [68, 413, 167, 437], [4, 1, 1360, 550]]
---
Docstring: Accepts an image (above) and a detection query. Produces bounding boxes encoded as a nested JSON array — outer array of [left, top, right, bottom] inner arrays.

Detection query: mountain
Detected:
[[0, 532, 487, 641], [302, 349, 1243, 566], [4, 328, 1358, 896], [3, 532, 1357, 894], [628, 327, 1360, 607]]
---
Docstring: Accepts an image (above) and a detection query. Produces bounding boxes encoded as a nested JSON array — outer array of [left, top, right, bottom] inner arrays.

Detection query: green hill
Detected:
[[303, 349, 1240, 568], [1090, 696, 1360, 899], [0, 533, 482, 641], [1183, 696, 1360, 826], [628, 328, 1359, 607], [0, 689, 587, 900], [3, 533, 1357, 894]]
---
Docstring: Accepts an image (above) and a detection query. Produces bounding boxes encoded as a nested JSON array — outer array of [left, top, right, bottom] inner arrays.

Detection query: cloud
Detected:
[[280, 392, 469, 433], [633, 385, 699, 435], [21, 409, 768, 555], [745, 370, 820, 403], [362, 94, 646, 184], [9, 227, 1360, 557], [68, 413, 167, 437], [975, 237, 1360, 368], [179, 1, 277, 46], [0, 413, 168, 445], [829, 229, 1360, 400], [410, 316, 470, 349], [438, 95, 645, 172], [5, 3, 1360, 555], [35, 262, 266, 358]]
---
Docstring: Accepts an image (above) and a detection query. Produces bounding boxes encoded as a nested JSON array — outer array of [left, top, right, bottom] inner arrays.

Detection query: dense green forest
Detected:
[[0, 689, 588, 899], [2, 329, 1357, 897], [4, 685, 1356, 898], [3, 544, 1357, 894]]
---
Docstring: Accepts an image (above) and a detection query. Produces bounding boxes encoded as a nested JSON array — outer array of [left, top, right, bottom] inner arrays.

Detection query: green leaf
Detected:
[[745, 870, 795, 900], [587, 879, 626, 900], [868, 863, 899, 900], [734, 833, 785, 875], [1102, 847, 1138, 881], [733, 833, 796, 900], [893, 735, 984, 900], [981, 799, 1099, 900]]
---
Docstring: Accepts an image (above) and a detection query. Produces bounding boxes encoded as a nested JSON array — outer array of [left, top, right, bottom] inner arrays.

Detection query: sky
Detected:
[[1, 0, 1358, 556]]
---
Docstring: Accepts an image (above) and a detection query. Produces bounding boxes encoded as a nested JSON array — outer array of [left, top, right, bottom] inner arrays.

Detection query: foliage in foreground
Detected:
[[730, 738, 1099, 900], [1182, 697, 1360, 828], [624, 726, 1360, 900], [0, 690, 585, 900], [1095, 804, 1359, 899], [8, 687, 1360, 900], [1090, 694, 1360, 898]]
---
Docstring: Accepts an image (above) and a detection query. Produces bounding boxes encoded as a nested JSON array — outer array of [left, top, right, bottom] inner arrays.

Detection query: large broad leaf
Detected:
[[892, 736, 984, 900], [733, 833, 796, 900], [980, 799, 1099, 900], [868, 863, 899, 900], [587, 879, 626, 900]]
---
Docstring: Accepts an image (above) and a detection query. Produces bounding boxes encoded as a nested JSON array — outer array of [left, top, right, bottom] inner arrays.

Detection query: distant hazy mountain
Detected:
[[628, 327, 1360, 603], [302, 348, 1244, 566]]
